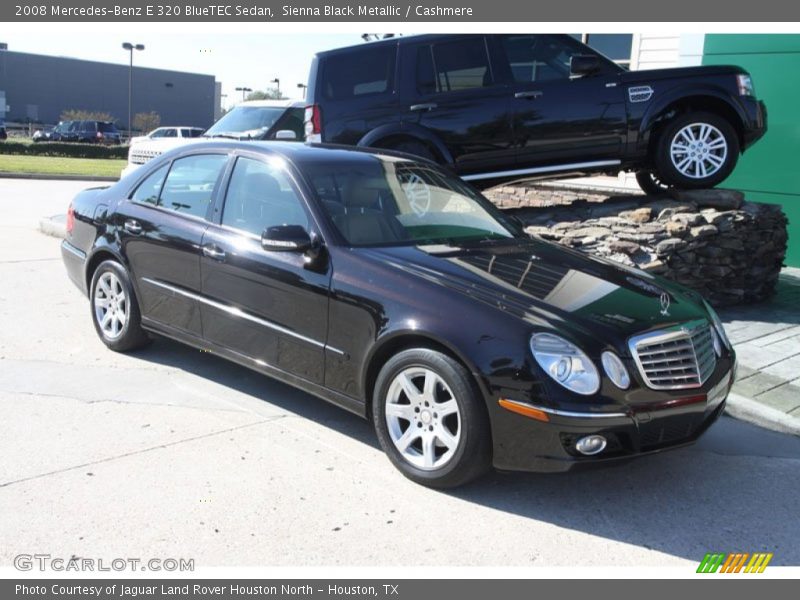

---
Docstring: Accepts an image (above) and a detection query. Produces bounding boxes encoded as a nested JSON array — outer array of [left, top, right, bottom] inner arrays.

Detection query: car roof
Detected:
[[151, 140, 424, 169], [233, 99, 305, 109]]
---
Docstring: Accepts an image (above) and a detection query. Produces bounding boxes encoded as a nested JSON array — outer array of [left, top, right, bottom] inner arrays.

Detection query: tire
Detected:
[[89, 260, 150, 352], [372, 348, 492, 488], [653, 111, 740, 189], [387, 139, 437, 163], [635, 170, 672, 196]]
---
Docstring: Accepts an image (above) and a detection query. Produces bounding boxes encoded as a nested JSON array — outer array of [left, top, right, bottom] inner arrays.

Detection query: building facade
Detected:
[[0, 46, 218, 130]]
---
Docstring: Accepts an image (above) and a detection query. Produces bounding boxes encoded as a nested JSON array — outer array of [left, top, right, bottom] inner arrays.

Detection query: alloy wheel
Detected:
[[669, 122, 728, 180], [93, 271, 128, 339], [384, 367, 461, 470]]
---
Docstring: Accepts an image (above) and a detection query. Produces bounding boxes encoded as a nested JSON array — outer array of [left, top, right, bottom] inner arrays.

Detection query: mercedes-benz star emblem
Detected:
[[660, 292, 671, 316]]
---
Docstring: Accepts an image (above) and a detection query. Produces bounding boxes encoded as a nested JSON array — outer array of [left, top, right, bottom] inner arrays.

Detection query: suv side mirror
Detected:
[[570, 54, 603, 78], [261, 224, 312, 252], [275, 130, 298, 140]]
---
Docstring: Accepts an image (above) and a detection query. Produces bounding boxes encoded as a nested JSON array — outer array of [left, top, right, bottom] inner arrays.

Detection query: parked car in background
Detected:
[[32, 126, 54, 142], [0, 125, 6, 141], [70, 120, 122, 145], [62, 141, 735, 488], [129, 126, 205, 146], [304, 33, 767, 192], [33, 121, 75, 142], [121, 99, 304, 178]]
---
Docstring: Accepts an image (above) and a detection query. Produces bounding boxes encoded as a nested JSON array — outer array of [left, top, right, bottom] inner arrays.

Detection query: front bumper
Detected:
[[490, 359, 735, 473]]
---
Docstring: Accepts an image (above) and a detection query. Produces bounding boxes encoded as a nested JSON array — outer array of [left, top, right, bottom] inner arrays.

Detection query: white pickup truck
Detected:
[[121, 99, 305, 178]]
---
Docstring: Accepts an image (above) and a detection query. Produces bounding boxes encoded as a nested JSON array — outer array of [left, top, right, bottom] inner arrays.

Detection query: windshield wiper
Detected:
[[204, 133, 242, 140]]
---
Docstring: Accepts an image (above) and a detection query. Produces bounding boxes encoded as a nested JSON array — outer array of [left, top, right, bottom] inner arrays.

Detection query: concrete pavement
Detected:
[[2, 177, 800, 568]]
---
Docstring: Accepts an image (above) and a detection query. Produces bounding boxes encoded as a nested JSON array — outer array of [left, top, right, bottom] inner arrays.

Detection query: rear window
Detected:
[[98, 122, 118, 133], [322, 46, 396, 100]]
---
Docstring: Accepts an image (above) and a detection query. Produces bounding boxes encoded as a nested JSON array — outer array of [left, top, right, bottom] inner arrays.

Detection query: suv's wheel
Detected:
[[654, 111, 740, 189], [372, 348, 491, 488], [386, 139, 437, 163], [90, 260, 150, 352], [635, 170, 672, 196]]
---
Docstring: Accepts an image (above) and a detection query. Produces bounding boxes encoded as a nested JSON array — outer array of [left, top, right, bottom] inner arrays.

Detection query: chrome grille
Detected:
[[129, 148, 163, 165], [629, 320, 717, 390]]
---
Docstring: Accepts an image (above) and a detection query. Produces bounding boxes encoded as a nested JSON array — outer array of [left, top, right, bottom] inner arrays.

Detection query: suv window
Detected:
[[322, 46, 395, 100], [98, 122, 117, 133], [424, 38, 493, 93], [501, 35, 599, 83], [222, 157, 308, 236]]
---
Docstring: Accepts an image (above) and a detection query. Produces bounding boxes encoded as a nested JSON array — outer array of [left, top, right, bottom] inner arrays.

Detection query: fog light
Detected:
[[575, 435, 607, 456]]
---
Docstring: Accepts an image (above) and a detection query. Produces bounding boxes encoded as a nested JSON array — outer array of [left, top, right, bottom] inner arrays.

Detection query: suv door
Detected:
[[399, 36, 514, 176], [199, 153, 331, 384], [496, 34, 627, 170], [116, 152, 230, 338]]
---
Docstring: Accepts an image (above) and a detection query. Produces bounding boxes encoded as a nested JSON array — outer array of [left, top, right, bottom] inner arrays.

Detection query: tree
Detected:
[[60, 109, 114, 122], [245, 87, 285, 101], [133, 112, 161, 134]]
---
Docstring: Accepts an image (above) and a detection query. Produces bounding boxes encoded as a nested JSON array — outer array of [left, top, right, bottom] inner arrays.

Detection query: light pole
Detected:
[[235, 86, 252, 102], [297, 83, 307, 99], [122, 42, 145, 140], [271, 78, 280, 97]]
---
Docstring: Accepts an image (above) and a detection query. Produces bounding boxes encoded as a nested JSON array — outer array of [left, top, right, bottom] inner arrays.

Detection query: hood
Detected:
[[620, 64, 745, 84], [362, 238, 708, 351]]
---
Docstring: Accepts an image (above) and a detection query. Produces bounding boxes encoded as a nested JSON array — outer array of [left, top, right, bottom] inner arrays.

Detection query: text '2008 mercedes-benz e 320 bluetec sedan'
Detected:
[[61, 142, 736, 488]]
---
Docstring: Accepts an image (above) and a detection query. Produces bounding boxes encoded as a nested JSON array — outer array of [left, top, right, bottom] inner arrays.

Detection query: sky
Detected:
[[0, 32, 363, 108]]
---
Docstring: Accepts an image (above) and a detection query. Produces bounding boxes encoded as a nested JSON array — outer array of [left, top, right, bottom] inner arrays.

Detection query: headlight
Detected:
[[601, 351, 630, 389], [704, 300, 731, 351], [737, 74, 754, 96], [530, 333, 600, 396]]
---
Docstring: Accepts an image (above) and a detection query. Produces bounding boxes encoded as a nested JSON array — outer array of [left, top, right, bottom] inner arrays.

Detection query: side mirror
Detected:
[[261, 224, 312, 252], [570, 54, 603, 78], [275, 130, 298, 141]]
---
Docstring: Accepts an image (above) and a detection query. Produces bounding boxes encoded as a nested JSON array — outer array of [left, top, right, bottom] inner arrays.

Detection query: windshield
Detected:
[[306, 156, 521, 247], [204, 106, 287, 139]]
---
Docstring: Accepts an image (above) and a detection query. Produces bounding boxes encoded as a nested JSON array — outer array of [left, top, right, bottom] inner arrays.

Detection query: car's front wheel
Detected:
[[372, 348, 491, 488], [654, 111, 740, 189], [90, 260, 150, 352]]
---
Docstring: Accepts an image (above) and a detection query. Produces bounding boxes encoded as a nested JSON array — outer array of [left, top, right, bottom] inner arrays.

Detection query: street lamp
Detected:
[[271, 78, 280, 97], [297, 83, 307, 99], [122, 42, 145, 140], [235, 86, 252, 102]]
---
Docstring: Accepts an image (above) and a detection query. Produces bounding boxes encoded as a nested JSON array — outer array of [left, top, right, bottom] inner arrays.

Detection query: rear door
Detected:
[[399, 36, 515, 176], [497, 34, 627, 168], [199, 152, 331, 384], [115, 152, 230, 338]]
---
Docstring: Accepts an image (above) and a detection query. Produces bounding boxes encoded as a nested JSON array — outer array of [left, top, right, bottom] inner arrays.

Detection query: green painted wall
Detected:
[[703, 34, 800, 266]]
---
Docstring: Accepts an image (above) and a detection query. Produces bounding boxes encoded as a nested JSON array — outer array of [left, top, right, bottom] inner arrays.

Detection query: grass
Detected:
[[0, 154, 124, 178]]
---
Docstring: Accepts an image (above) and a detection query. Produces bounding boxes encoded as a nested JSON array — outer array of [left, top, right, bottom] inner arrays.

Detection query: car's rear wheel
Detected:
[[90, 260, 150, 352], [653, 111, 740, 189], [372, 348, 491, 488]]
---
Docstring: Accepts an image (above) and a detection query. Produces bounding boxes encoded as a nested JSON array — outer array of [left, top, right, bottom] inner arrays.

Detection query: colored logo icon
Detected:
[[697, 552, 773, 573]]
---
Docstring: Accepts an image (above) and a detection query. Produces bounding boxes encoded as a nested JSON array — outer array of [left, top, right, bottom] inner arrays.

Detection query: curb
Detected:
[[725, 392, 800, 437], [0, 172, 118, 182], [39, 214, 66, 239]]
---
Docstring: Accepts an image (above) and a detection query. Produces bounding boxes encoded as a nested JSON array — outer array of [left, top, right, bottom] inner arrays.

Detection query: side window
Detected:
[[222, 157, 308, 236], [501, 35, 586, 83], [322, 46, 396, 100], [164, 129, 178, 137], [159, 154, 228, 218], [430, 38, 492, 93], [416, 46, 437, 95], [150, 129, 166, 138], [130, 164, 168, 206]]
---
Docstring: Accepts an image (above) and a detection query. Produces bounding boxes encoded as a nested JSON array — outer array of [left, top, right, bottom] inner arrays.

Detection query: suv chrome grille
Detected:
[[629, 320, 717, 390], [130, 148, 163, 165]]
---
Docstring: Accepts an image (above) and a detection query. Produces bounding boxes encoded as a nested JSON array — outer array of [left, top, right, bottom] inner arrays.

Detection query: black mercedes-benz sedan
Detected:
[[61, 141, 736, 488]]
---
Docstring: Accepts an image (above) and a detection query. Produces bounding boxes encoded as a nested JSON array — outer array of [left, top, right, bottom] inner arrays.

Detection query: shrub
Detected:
[[60, 109, 116, 123], [133, 112, 161, 134], [0, 141, 128, 159]]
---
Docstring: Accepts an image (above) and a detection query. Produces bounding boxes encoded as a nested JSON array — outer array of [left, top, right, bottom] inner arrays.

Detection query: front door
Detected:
[[116, 152, 229, 338], [199, 153, 331, 384], [497, 34, 627, 169]]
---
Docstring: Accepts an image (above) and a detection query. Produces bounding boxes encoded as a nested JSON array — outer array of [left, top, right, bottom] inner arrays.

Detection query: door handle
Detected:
[[515, 91, 543, 99], [202, 244, 226, 261], [410, 102, 438, 112], [123, 219, 142, 234]]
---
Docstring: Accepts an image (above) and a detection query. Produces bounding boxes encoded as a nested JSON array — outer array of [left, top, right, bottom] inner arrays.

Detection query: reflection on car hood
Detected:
[[364, 238, 708, 344]]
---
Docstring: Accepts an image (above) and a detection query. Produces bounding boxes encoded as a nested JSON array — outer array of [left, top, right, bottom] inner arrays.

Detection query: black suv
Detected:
[[304, 34, 767, 191], [70, 120, 122, 145]]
